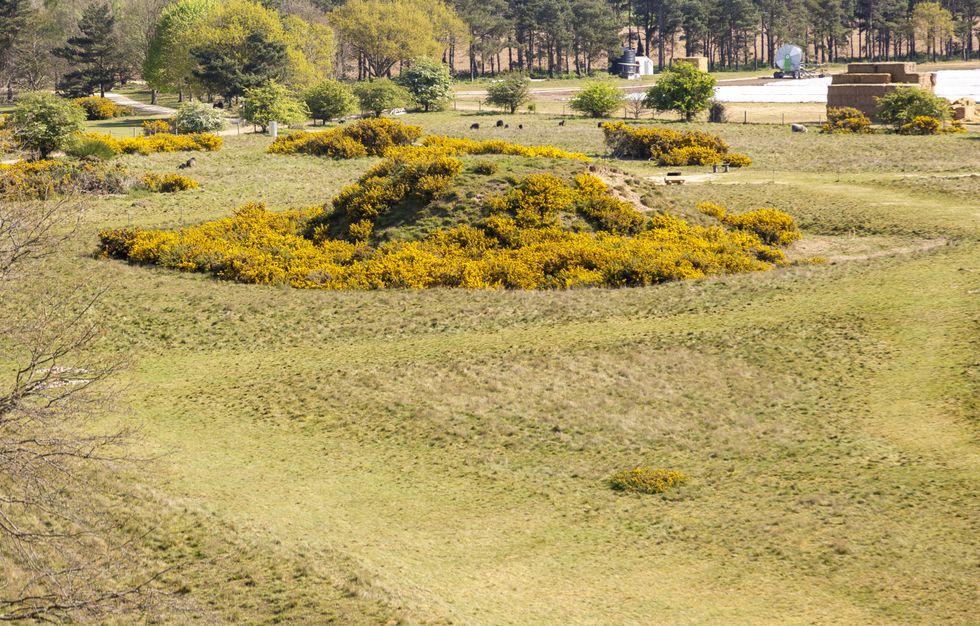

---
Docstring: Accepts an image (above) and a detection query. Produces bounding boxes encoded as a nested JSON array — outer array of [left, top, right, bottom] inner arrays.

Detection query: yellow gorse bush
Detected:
[[417, 136, 590, 162], [268, 118, 423, 158], [1, 159, 132, 199], [267, 118, 591, 163], [609, 467, 687, 494], [74, 96, 133, 120], [142, 173, 199, 193], [601, 121, 750, 166], [698, 202, 802, 246], [100, 166, 800, 290], [142, 119, 172, 136], [83, 132, 223, 155]]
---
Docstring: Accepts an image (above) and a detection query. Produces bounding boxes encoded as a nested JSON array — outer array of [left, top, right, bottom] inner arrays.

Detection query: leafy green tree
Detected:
[[911, 2, 955, 62], [397, 58, 452, 112], [643, 61, 715, 121], [52, 2, 121, 97], [354, 79, 412, 117], [876, 87, 951, 128], [570, 81, 624, 118], [10, 92, 86, 158], [331, 0, 445, 78], [240, 81, 309, 132], [303, 79, 357, 124], [485, 73, 530, 114], [143, 0, 218, 100], [282, 15, 335, 83], [192, 31, 289, 101]]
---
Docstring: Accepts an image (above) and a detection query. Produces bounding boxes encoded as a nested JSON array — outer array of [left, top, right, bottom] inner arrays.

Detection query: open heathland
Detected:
[[2, 111, 978, 625]]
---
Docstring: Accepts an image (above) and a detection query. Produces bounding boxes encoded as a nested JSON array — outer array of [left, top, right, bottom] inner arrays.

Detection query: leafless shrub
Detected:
[[0, 198, 163, 622]]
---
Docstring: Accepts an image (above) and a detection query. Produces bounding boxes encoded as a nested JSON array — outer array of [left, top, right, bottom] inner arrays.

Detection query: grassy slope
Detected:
[[10, 113, 978, 624]]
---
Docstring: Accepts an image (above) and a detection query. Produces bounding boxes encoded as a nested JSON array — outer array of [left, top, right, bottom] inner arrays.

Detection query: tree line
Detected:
[[0, 0, 977, 100]]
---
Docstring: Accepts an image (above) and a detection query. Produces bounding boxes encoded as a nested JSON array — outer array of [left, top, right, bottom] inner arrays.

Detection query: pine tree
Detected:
[[53, 2, 121, 97], [0, 0, 28, 73], [191, 31, 289, 101]]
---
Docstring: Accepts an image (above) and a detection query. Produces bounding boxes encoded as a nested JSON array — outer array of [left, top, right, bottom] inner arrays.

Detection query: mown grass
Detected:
[[3, 108, 978, 624]]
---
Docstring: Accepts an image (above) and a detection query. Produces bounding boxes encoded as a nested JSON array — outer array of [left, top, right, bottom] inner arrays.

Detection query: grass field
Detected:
[[3, 110, 979, 624]]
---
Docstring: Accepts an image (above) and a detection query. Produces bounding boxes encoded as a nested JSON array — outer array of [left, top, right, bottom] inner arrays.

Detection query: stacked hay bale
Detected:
[[672, 56, 709, 72], [952, 98, 976, 122], [827, 62, 937, 120]]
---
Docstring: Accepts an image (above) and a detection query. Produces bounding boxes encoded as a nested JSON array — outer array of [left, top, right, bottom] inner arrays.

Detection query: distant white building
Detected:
[[635, 56, 655, 77]]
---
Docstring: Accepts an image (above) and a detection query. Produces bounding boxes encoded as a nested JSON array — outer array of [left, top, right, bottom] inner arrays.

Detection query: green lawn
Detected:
[[3, 111, 978, 624]]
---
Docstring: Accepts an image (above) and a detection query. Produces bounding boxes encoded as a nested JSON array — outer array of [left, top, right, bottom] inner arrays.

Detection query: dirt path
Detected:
[[104, 92, 176, 116]]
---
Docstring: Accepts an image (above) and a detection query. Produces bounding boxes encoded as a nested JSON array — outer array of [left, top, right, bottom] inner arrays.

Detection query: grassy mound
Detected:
[[99, 145, 801, 290]]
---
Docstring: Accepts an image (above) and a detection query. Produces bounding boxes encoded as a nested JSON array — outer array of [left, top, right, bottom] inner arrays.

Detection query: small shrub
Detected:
[[821, 107, 872, 134], [354, 79, 412, 117], [485, 73, 531, 114], [142, 119, 172, 136], [609, 467, 687, 494], [708, 100, 727, 123], [643, 61, 715, 121], [898, 115, 942, 135], [65, 135, 119, 160], [303, 79, 358, 124], [142, 172, 199, 192], [876, 86, 951, 130], [173, 101, 225, 134], [472, 160, 497, 175], [569, 81, 625, 118], [10, 92, 86, 159]]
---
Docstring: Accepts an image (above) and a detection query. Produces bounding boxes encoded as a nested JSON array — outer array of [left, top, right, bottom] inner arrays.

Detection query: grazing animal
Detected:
[[791, 123, 808, 133], [177, 157, 196, 170], [504, 124, 509, 128], [558, 120, 565, 126], [495, 119, 504, 127], [518, 124, 523, 129], [470, 123, 480, 130]]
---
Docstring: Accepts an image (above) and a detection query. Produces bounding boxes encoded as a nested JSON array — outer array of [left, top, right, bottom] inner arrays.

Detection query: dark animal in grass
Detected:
[[504, 124, 509, 128], [496, 120, 504, 127], [518, 124, 523, 129], [177, 157, 196, 170], [470, 123, 480, 130], [558, 120, 565, 126]]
